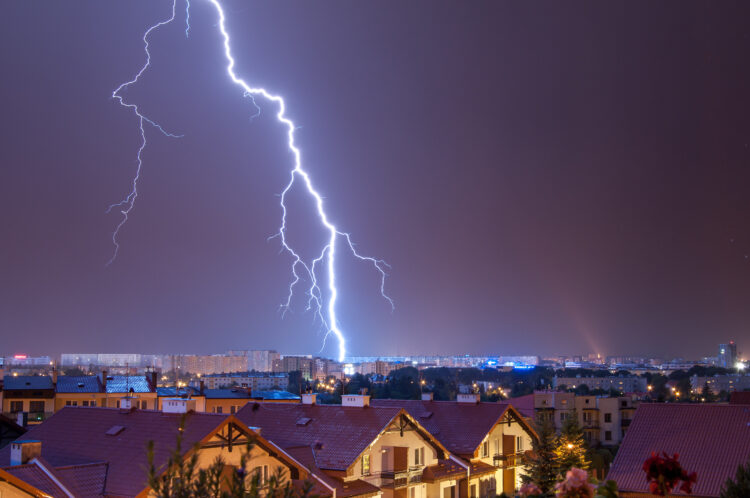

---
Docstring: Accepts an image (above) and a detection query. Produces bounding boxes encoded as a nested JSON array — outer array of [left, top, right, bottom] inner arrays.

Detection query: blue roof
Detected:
[[251, 390, 300, 401], [204, 388, 251, 399], [105, 375, 152, 393], [156, 386, 202, 397], [56, 375, 102, 393], [3, 376, 54, 391]]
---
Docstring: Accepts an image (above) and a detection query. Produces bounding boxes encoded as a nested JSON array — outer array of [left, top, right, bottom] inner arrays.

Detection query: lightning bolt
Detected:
[[107, 0, 182, 266], [109, 0, 393, 362]]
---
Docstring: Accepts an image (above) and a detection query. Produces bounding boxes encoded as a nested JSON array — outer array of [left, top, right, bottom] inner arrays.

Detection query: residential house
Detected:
[[156, 386, 206, 412], [205, 388, 300, 415], [0, 405, 328, 497], [372, 393, 538, 496], [608, 404, 750, 497], [1, 377, 55, 425], [54, 372, 158, 411], [236, 393, 494, 498]]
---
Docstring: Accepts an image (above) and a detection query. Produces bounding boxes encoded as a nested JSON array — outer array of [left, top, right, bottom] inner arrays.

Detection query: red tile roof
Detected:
[[371, 399, 534, 458], [235, 402, 403, 471], [0, 407, 229, 497], [2, 462, 68, 497], [285, 445, 380, 498], [422, 459, 467, 483], [607, 403, 750, 497], [54, 462, 108, 497]]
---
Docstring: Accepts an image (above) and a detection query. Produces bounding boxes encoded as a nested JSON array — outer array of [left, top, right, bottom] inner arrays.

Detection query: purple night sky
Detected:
[[2, 1, 750, 358]]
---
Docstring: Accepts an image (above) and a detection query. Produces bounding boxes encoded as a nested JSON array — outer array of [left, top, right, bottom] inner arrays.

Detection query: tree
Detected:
[[721, 460, 750, 498], [522, 416, 558, 494], [554, 411, 590, 474], [701, 381, 715, 402]]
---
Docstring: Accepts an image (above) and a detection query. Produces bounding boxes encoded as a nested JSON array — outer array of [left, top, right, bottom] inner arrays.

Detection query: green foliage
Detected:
[[594, 480, 619, 497], [721, 460, 750, 498], [146, 417, 316, 498], [554, 411, 590, 474], [522, 416, 558, 494]]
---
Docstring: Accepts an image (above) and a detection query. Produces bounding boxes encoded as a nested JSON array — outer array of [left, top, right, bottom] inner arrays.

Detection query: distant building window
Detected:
[[82, 401, 89, 407], [141, 400, 147, 410], [65, 401, 72, 406], [29, 401, 44, 413], [621, 401, 627, 407], [91, 401, 96, 407], [216, 406, 223, 414], [605, 431, 612, 441], [10, 401, 23, 413], [604, 413, 612, 423], [231, 405, 236, 414], [362, 454, 370, 476]]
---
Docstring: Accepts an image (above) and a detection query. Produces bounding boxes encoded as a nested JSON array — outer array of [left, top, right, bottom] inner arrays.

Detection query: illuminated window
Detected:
[[362, 454, 370, 476]]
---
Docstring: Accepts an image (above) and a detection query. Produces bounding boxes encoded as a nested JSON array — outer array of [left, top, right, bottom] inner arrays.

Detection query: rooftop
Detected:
[[608, 403, 750, 497]]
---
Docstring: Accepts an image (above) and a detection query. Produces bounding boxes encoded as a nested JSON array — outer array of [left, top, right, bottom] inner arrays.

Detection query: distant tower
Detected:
[[718, 341, 738, 368]]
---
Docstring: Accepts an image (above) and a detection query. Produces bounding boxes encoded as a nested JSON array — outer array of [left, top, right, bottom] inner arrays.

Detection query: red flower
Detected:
[[642, 452, 697, 496]]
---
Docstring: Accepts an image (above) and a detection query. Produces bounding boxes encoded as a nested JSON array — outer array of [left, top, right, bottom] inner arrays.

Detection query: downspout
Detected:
[[449, 454, 470, 490]]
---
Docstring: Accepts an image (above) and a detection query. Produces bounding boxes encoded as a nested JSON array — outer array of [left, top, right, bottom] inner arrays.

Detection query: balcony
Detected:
[[381, 467, 423, 488], [493, 453, 524, 469]]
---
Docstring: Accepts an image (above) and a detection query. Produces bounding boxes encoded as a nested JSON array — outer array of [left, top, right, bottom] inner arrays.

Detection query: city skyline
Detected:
[[3, 1, 750, 358]]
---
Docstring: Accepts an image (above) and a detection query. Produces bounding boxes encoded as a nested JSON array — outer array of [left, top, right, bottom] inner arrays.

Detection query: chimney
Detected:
[[342, 394, 370, 407], [51, 363, 58, 385], [457, 393, 480, 404], [100, 370, 108, 392], [301, 393, 317, 405], [421, 392, 434, 401], [10, 441, 41, 466], [150, 370, 158, 392], [199, 379, 205, 394]]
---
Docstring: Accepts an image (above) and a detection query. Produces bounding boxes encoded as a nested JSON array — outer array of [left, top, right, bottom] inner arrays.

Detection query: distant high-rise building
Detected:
[[718, 341, 738, 368]]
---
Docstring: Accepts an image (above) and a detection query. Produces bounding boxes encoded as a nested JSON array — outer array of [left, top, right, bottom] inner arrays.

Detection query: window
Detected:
[[82, 401, 89, 407], [141, 400, 148, 409], [361, 454, 370, 476], [470, 484, 477, 498], [29, 401, 44, 412], [10, 401, 23, 413], [252, 465, 269, 485], [516, 436, 523, 452], [66, 401, 72, 406], [116, 400, 120, 408], [494, 438, 499, 456], [605, 431, 612, 441], [90, 401, 96, 407], [604, 413, 612, 423], [216, 406, 223, 414], [414, 447, 424, 466], [621, 400, 627, 408], [231, 405, 236, 414], [481, 440, 489, 458]]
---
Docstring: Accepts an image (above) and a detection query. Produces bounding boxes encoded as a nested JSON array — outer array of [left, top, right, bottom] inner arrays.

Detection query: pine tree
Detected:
[[702, 381, 715, 402], [721, 460, 750, 498], [522, 415, 558, 494], [554, 410, 590, 475]]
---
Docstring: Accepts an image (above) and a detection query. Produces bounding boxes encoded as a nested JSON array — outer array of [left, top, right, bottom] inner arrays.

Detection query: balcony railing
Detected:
[[493, 453, 524, 469], [381, 467, 423, 488]]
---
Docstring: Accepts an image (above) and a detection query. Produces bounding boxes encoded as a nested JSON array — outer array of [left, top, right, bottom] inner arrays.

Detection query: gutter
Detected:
[[449, 454, 470, 485]]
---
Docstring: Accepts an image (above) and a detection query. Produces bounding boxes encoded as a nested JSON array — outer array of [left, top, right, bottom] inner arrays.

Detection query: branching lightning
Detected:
[[108, 0, 393, 361], [107, 0, 182, 266]]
